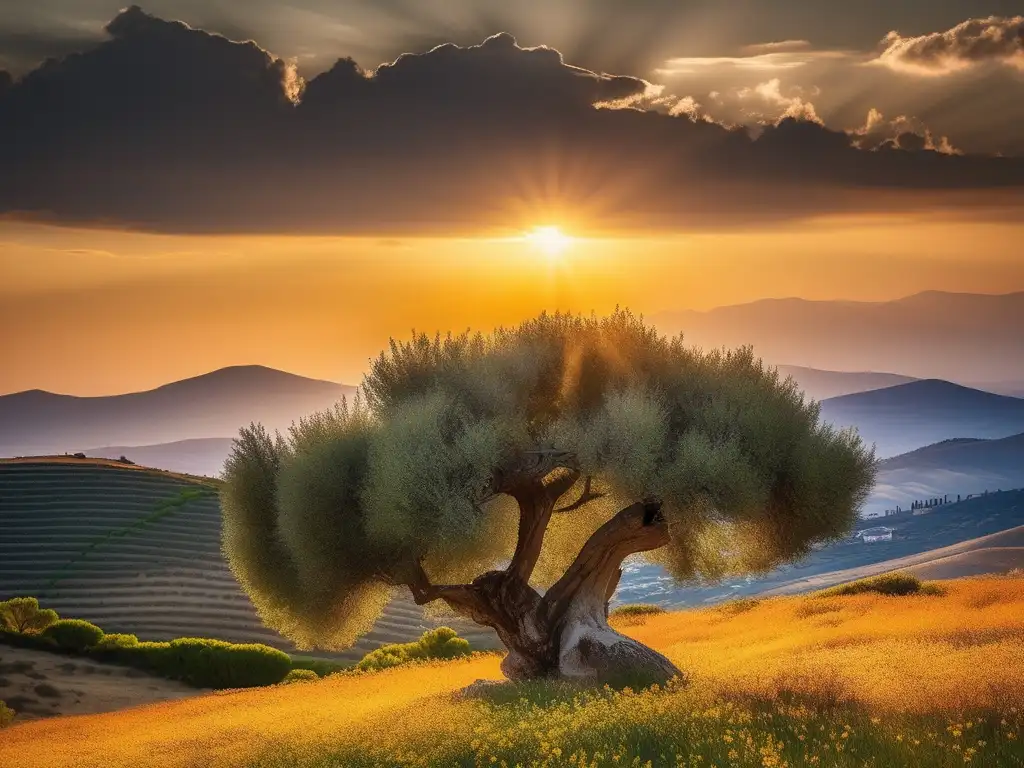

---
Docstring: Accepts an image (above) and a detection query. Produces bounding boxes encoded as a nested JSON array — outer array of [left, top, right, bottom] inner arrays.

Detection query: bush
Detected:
[[41, 619, 104, 651], [0, 627, 58, 652], [290, 657, 349, 677], [0, 700, 14, 729], [609, 604, 667, 625], [817, 572, 943, 598], [356, 627, 472, 673], [717, 598, 761, 615], [126, 637, 291, 688], [94, 633, 139, 650], [0, 597, 59, 634], [283, 669, 319, 684]]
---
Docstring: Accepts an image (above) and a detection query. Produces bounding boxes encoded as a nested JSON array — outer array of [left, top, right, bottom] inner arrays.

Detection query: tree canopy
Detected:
[[222, 310, 875, 650]]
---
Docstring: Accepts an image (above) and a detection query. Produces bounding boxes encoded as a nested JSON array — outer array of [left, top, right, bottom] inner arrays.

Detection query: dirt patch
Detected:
[[0, 645, 198, 723]]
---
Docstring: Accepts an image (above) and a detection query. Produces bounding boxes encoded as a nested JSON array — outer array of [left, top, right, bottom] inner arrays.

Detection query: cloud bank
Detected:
[[876, 16, 1024, 75], [0, 6, 1022, 235]]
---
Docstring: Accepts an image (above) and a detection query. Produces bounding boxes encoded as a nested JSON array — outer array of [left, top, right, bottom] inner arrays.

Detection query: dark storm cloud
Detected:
[[0, 6, 1022, 235], [875, 16, 1024, 74]]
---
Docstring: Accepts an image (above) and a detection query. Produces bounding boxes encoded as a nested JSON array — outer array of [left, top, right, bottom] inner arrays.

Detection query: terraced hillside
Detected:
[[0, 460, 498, 662]]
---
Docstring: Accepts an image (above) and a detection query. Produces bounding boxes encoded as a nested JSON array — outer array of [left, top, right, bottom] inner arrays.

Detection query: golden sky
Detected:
[[3, 216, 1022, 395]]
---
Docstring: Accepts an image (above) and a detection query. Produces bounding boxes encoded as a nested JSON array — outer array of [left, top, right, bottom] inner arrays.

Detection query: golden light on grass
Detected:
[[3, 576, 1022, 767], [524, 225, 573, 258]]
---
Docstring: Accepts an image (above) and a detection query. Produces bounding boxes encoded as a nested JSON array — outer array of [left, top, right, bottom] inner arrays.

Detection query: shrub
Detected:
[[0, 597, 59, 634], [356, 627, 472, 673], [94, 633, 139, 650], [609, 604, 667, 625], [283, 669, 319, 684], [131, 638, 291, 688], [0, 700, 14, 729], [717, 597, 761, 615], [41, 619, 104, 651], [290, 657, 349, 677], [817, 572, 943, 598]]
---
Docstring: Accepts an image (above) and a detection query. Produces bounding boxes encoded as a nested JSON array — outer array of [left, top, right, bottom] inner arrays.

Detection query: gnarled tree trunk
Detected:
[[408, 478, 682, 686]]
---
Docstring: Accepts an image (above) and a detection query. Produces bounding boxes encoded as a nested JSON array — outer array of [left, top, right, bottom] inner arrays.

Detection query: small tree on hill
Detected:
[[0, 597, 59, 634], [222, 311, 875, 684]]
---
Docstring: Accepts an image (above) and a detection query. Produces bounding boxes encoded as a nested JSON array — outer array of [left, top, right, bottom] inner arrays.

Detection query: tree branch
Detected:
[[507, 481, 557, 583], [541, 500, 669, 622], [483, 450, 578, 585], [405, 560, 478, 610], [487, 449, 578, 499], [554, 475, 606, 513]]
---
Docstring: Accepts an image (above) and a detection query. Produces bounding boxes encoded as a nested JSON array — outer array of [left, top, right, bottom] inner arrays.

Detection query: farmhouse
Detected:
[[859, 526, 894, 543]]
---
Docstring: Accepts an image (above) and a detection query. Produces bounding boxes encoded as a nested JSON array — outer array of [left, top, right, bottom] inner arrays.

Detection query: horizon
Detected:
[[2, 6, 1024, 395], [2, 288, 1024, 397]]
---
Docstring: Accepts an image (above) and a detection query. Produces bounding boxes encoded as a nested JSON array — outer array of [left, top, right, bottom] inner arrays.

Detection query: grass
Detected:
[[1, 576, 1021, 767], [607, 604, 667, 626], [815, 571, 944, 598]]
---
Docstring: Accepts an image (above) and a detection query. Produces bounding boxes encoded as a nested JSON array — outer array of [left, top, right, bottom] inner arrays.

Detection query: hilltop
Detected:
[[775, 365, 918, 401], [0, 460, 498, 661], [0, 365, 355, 457], [819, 379, 1024, 458]]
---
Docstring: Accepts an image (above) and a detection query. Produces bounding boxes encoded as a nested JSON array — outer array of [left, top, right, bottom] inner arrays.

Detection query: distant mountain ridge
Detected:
[[0, 365, 355, 457], [776, 365, 918, 402], [83, 438, 236, 478], [820, 379, 1024, 458], [867, 432, 1024, 516], [652, 291, 1024, 385]]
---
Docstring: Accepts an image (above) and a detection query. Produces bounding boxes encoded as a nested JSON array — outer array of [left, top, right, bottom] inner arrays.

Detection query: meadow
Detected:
[[2, 576, 1022, 768]]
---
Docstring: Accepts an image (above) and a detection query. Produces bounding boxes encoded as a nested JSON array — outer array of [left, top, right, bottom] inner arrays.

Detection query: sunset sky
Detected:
[[1, 3, 1022, 395]]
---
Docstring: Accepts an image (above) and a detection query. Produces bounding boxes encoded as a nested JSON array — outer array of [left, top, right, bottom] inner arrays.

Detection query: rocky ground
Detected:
[[0, 645, 196, 722]]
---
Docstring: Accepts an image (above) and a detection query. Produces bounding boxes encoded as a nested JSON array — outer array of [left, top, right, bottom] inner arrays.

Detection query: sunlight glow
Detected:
[[524, 226, 573, 258]]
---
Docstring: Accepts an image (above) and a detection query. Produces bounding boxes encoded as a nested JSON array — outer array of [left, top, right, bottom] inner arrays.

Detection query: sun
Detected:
[[524, 226, 573, 257]]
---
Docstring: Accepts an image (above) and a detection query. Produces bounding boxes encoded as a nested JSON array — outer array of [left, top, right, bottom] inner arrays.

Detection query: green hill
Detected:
[[0, 459, 498, 661]]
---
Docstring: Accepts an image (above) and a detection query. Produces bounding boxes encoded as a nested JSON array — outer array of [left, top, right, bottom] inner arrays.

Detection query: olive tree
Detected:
[[222, 311, 874, 684]]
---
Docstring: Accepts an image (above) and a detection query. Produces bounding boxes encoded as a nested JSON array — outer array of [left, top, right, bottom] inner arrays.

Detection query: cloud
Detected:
[[874, 16, 1024, 75], [851, 109, 962, 155], [0, 7, 1022, 235], [737, 79, 822, 124], [740, 40, 812, 55], [655, 48, 848, 76]]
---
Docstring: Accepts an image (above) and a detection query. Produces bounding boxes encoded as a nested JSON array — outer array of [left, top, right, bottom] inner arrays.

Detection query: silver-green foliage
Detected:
[[222, 310, 875, 649]]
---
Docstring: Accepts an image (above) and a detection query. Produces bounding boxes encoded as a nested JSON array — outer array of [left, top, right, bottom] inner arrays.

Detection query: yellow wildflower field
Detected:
[[2, 576, 1022, 768]]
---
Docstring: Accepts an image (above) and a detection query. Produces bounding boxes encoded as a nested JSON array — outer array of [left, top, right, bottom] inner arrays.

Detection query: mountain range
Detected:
[[866, 432, 1024, 516], [819, 379, 1024, 458], [652, 291, 1024, 386], [6, 364, 1024, 479], [0, 366, 355, 458]]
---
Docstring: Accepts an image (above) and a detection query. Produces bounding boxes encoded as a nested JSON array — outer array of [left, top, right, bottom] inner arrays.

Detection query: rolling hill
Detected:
[[0, 366, 355, 457], [819, 379, 1024, 458], [3, 459, 1022, 662], [615, 488, 1024, 608], [775, 365, 918, 402], [83, 438, 235, 478], [867, 432, 1024, 515], [651, 291, 1024, 385], [0, 460, 498, 661]]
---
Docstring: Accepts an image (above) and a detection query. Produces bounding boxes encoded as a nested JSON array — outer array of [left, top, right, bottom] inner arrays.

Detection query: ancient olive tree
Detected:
[[222, 311, 875, 684]]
